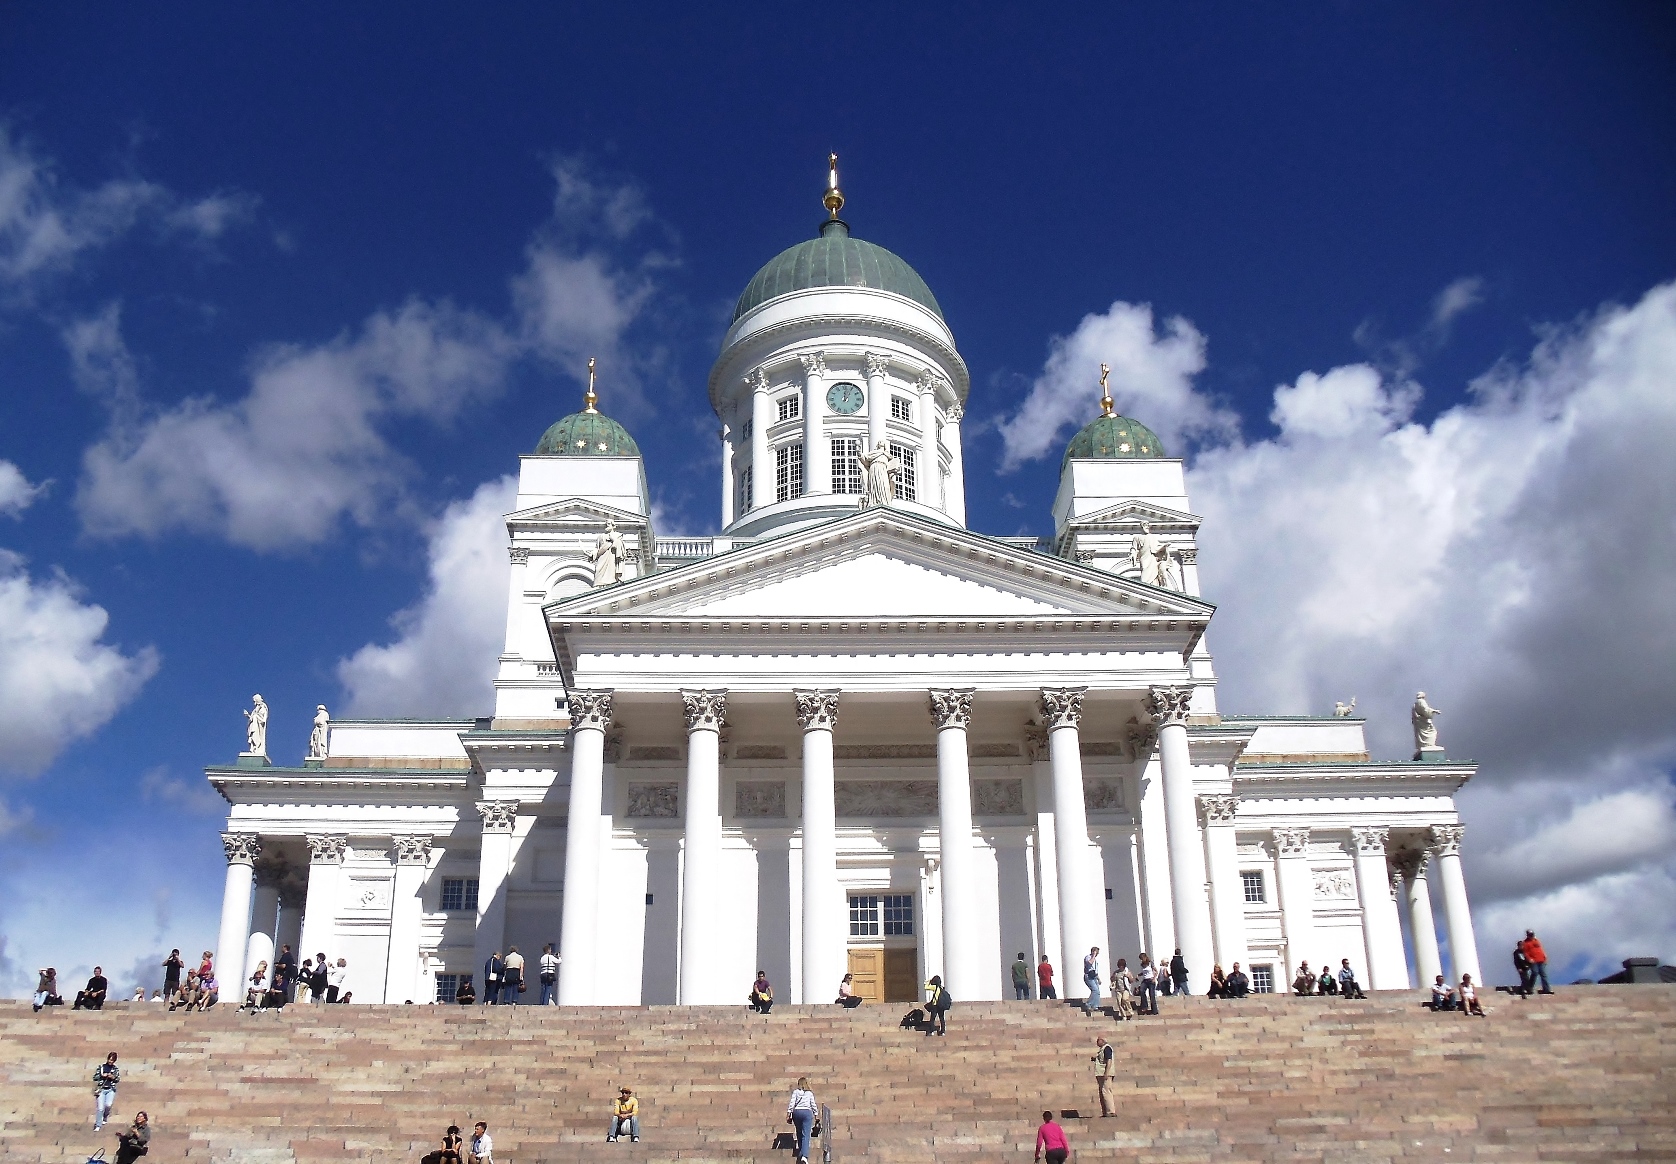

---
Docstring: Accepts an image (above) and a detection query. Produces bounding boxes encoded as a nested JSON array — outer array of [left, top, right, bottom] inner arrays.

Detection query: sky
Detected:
[[1, 3, 1673, 996]]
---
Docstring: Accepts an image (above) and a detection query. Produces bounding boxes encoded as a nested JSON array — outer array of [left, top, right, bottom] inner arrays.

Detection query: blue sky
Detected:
[[1, 4, 1673, 994]]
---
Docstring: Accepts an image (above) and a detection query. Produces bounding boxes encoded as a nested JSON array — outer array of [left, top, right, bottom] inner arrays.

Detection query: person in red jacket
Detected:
[[1520, 931, 1553, 994], [1037, 956, 1057, 1000], [1035, 1110, 1070, 1164]]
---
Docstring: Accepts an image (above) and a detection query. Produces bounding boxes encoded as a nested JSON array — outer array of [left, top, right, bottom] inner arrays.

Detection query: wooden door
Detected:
[[847, 948, 883, 1002], [884, 949, 919, 1002]]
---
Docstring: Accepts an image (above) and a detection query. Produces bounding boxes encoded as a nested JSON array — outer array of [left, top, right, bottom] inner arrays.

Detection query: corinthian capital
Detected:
[[681, 689, 728, 733], [1273, 826, 1311, 858], [1393, 848, 1431, 880], [508, 546, 530, 565], [1038, 687, 1087, 730], [222, 833, 261, 866], [393, 835, 433, 865], [477, 801, 518, 834], [862, 351, 888, 379], [1146, 685, 1194, 727], [797, 351, 827, 378], [1198, 794, 1238, 825], [567, 689, 614, 730], [1351, 826, 1392, 857], [305, 834, 348, 864], [928, 688, 975, 731], [1429, 823, 1465, 856], [746, 366, 770, 394], [794, 689, 840, 731], [946, 403, 964, 422]]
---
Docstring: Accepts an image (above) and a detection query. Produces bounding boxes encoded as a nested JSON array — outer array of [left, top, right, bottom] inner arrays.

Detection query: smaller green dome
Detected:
[[1062, 414, 1166, 468], [535, 409, 641, 457]]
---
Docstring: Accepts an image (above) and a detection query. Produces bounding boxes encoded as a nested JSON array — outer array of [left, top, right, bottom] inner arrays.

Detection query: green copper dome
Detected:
[[1062, 414, 1167, 468], [733, 220, 943, 323], [535, 409, 641, 457]]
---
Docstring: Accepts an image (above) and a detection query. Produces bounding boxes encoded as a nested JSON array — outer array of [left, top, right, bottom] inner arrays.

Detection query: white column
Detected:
[[799, 351, 829, 495], [796, 689, 843, 1005], [749, 368, 773, 512], [1198, 794, 1248, 973], [1026, 729, 1062, 981], [1040, 687, 1099, 998], [719, 423, 735, 528], [916, 374, 943, 511], [679, 689, 727, 1004], [944, 403, 966, 526], [1147, 686, 1215, 987], [500, 547, 530, 663], [385, 836, 432, 1004], [1431, 825, 1481, 984], [473, 800, 518, 999], [276, 885, 304, 964], [1399, 848, 1443, 988], [558, 689, 611, 1004], [299, 835, 347, 965], [929, 689, 982, 999], [246, 864, 281, 989], [863, 352, 889, 453], [1349, 827, 1408, 989], [1273, 827, 1315, 981], [216, 833, 260, 997]]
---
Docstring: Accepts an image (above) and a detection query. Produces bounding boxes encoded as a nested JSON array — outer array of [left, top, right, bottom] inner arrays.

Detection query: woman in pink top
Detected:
[[1034, 1110, 1070, 1163]]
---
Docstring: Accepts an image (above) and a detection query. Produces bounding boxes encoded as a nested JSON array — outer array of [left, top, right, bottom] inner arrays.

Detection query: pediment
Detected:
[[547, 508, 1214, 621], [506, 497, 646, 528], [1070, 500, 1200, 530]]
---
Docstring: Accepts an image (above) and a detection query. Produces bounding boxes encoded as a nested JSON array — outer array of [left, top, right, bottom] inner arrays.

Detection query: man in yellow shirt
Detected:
[[608, 1086, 640, 1142]]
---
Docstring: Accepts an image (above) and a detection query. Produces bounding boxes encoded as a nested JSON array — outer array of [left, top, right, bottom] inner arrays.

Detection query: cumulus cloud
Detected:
[[336, 476, 517, 717], [139, 765, 226, 816], [0, 550, 159, 775], [1008, 279, 1676, 980], [995, 300, 1238, 470], [0, 461, 46, 518], [72, 156, 667, 552], [0, 125, 256, 294], [75, 301, 513, 549]]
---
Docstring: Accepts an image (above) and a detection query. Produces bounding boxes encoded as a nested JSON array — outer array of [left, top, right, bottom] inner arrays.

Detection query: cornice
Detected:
[[1233, 762, 1474, 791], [207, 766, 474, 795]]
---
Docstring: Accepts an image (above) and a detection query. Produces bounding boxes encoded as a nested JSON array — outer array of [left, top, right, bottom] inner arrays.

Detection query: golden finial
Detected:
[[1098, 363, 1116, 418], [823, 152, 845, 219], [584, 357, 598, 413]]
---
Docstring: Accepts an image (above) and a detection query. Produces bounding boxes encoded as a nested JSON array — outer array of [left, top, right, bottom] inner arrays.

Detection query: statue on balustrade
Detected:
[[242, 694, 268, 756], [1411, 691, 1443, 757], [591, 520, 627, 587], [308, 705, 331, 761]]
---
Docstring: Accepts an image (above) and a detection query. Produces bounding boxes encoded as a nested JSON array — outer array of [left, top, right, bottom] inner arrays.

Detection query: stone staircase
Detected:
[[1, 987, 1672, 1162]]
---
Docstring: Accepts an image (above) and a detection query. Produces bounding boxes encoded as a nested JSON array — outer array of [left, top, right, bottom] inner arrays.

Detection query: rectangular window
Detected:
[[441, 878, 479, 912], [775, 443, 804, 502], [435, 973, 459, 1004], [830, 437, 862, 494], [740, 419, 753, 442], [890, 396, 912, 422], [848, 894, 880, 937], [777, 394, 801, 423], [1241, 870, 1266, 904], [739, 466, 753, 514], [1251, 965, 1275, 994], [883, 893, 914, 936], [889, 442, 917, 502]]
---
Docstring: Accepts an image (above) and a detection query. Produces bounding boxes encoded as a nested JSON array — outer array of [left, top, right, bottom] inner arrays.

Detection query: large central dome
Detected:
[[733, 220, 943, 323]]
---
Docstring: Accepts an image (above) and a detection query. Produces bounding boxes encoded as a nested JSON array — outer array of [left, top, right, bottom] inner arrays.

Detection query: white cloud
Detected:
[[0, 461, 46, 518], [1007, 279, 1676, 980], [336, 476, 517, 717], [0, 550, 159, 775], [0, 125, 256, 294], [72, 156, 667, 552], [138, 765, 226, 816], [995, 300, 1237, 471], [1431, 275, 1486, 333], [74, 300, 513, 549]]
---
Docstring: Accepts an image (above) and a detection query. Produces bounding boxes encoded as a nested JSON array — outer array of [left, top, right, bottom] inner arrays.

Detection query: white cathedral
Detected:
[[208, 164, 1483, 1009]]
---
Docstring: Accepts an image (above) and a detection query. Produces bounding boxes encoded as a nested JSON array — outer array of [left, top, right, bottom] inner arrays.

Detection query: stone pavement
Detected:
[[1, 987, 1671, 1162]]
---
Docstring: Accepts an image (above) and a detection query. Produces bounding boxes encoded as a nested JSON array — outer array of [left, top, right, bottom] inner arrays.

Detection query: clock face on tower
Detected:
[[826, 381, 865, 414]]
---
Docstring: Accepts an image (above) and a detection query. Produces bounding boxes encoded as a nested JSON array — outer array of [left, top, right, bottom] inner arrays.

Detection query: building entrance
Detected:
[[846, 947, 920, 1003]]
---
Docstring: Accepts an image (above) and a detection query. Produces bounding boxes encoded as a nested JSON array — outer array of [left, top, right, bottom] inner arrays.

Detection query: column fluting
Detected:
[[679, 689, 728, 1004]]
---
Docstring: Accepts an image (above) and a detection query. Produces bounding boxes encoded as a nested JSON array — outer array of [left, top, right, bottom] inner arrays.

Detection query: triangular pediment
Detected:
[[547, 508, 1214, 621], [506, 497, 646, 528], [1069, 500, 1200, 530]]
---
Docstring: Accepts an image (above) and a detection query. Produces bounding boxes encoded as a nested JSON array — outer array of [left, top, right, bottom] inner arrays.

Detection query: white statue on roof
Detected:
[[243, 694, 268, 756], [1411, 691, 1443, 756], [858, 441, 900, 507], [308, 705, 331, 761], [591, 520, 627, 587], [1131, 522, 1167, 587]]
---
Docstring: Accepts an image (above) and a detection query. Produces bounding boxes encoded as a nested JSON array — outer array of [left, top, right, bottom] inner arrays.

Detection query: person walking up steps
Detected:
[[1137, 953, 1159, 1015], [1082, 947, 1103, 1013], [1034, 1110, 1071, 1164], [92, 1052, 120, 1130], [1037, 955, 1056, 1000], [786, 1077, 818, 1164], [1521, 930, 1553, 994], [1091, 1035, 1116, 1116]]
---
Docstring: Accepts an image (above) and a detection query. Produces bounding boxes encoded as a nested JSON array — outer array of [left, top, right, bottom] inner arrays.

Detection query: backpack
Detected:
[[933, 986, 953, 1013]]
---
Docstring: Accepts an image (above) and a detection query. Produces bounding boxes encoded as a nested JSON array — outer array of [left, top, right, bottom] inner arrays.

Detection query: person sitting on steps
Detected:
[[608, 1086, 641, 1142], [836, 972, 861, 1008], [1293, 962, 1315, 996], [749, 970, 774, 1013], [1459, 973, 1486, 1016], [1225, 962, 1250, 999], [439, 1123, 463, 1163], [1429, 974, 1457, 1011], [1338, 958, 1366, 999], [1317, 963, 1338, 995]]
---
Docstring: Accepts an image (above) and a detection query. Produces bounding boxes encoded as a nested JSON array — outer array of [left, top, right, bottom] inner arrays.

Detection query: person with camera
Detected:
[[162, 950, 184, 1001], [92, 1052, 120, 1130], [113, 1110, 150, 1164], [539, 943, 561, 1005]]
